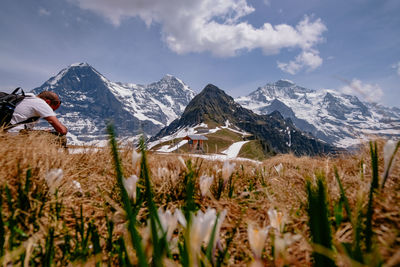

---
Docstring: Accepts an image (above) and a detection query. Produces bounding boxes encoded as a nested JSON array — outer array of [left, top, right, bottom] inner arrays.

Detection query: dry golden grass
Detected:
[[0, 132, 399, 266]]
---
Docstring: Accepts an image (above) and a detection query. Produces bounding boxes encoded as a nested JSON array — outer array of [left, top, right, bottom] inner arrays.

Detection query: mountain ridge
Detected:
[[30, 64, 399, 149], [152, 84, 336, 156], [32, 63, 195, 145], [236, 80, 400, 148]]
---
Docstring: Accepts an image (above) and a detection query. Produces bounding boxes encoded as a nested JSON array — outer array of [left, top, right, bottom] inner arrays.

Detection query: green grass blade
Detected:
[[333, 166, 352, 223], [0, 187, 4, 257], [138, 137, 169, 266], [216, 224, 237, 267], [306, 174, 336, 267], [91, 223, 102, 266], [117, 237, 133, 267], [352, 201, 364, 263], [365, 141, 379, 252], [183, 159, 196, 220], [206, 214, 219, 263], [381, 141, 400, 190], [106, 215, 114, 253], [43, 227, 55, 267], [228, 174, 235, 198], [107, 124, 148, 267]]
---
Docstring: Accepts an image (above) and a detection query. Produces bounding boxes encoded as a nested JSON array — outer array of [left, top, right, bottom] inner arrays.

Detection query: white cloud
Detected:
[[38, 7, 51, 16], [263, 0, 271, 6], [277, 49, 323, 74], [392, 62, 400, 76], [69, 0, 326, 69], [340, 79, 384, 102]]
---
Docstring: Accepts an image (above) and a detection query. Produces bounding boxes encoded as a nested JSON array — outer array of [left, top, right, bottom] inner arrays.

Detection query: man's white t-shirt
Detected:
[[9, 93, 56, 132]]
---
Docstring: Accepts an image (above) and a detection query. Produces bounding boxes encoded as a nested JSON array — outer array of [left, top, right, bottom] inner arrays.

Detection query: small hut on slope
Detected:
[[183, 135, 208, 153]]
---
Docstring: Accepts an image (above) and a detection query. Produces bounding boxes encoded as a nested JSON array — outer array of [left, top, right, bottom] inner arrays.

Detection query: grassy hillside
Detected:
[[237, 140, 266, 161], [150, 127, 262, 156], [0, 131, 398, 266]]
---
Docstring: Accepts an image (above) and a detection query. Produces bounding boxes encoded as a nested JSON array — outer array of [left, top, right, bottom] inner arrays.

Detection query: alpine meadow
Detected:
[[0, 129, 399, 266], [1, 0, 400, 266]]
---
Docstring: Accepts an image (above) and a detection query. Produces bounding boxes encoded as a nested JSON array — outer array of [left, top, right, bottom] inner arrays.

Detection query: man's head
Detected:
[[38, 91, 61, 111]]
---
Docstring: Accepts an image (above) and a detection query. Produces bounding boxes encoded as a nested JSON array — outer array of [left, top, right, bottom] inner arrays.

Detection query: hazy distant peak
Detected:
[[160, 74, 189, 87], [70, 62, 90, 68], [162, 74, 175, 79], [274, 79, 295, 87]]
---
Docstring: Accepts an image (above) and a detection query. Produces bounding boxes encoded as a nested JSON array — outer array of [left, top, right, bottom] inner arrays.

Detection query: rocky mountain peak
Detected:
[[250, 80, 314, 101], [177, 84, 239, 126], [41, 63, 107, 94], [199, 84, 233, 102], [148, 74, 195, 98]]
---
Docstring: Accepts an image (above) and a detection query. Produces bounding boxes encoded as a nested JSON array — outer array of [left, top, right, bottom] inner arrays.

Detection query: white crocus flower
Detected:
[[45, 169, 64, 194], [177, 208, 226, 256], [157, 167, 169, 179], [247, 223, 269, 259], [72, 180, 83, 194], [203, 209, 227, 248], [178, 156, 187, 169], [192, 209, 215, 246], [274, 233, 302, 265], [199, 175, 214, 197], [157, 208, 178, 241], [382, 140, 399, 187], [222, 161, 235, 183], [361, 162, 366, 177], [274, 163, 283, 176], [176, 208, 187, 228], [268, 208, 285, 233], [122, 175, 139, 202], [72, 180, 81, 190], [132, 149, 141, 174]]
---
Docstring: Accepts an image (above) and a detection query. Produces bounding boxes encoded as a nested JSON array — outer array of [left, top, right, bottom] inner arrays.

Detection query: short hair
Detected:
[[38, 91, 60, 103]]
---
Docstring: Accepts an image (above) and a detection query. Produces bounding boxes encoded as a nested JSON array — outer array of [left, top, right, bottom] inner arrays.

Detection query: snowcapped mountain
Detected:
[[236, 80, 400, 148], [32, 63, 195, 145], [30, 64, 398, 149]]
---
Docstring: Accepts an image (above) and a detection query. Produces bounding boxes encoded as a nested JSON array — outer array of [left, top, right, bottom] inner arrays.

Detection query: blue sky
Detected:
[[1, 0, 399, 108]]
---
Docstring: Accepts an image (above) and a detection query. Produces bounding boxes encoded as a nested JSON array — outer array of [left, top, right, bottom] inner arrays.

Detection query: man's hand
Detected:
[[44, 116, 68, 135]]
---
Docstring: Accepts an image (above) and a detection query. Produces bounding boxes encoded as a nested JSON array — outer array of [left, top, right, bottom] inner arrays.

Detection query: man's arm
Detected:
[[44, 116, 68, 135]]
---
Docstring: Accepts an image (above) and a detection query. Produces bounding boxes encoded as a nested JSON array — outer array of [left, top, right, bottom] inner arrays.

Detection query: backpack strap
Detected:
[[3, 116, 40, 131], [11, 87, 25, 96]]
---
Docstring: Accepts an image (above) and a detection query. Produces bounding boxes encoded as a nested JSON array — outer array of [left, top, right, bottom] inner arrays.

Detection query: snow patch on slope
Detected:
[[221, 141, 249, 158]]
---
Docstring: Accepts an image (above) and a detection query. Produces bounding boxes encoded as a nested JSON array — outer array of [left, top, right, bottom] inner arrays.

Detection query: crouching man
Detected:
[[9, 91, 68, 147]]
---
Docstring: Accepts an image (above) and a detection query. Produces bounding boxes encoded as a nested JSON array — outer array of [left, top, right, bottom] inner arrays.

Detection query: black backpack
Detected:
[[0, 88, 39, 130]]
